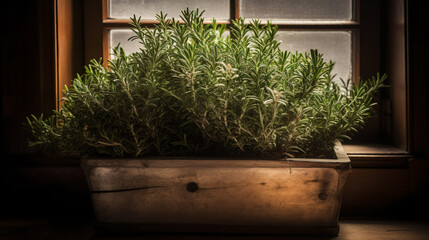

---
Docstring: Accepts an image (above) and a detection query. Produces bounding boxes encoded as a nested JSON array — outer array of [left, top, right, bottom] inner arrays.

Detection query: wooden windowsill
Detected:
[[343, 143, 412, 168], [343, 143, 408, 155]]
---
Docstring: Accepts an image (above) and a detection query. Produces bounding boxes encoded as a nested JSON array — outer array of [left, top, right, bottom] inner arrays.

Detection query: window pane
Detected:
[[110, 30, 352, 83], [109, 0, 230, 19], [276, 31, 352, 83], [110, 29, 138, 55], [110, 29, 230, 55], [240, 0, 352, 22]]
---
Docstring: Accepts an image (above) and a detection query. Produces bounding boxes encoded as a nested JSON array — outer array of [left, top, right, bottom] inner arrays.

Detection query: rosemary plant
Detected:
[[26, 9, 386, 158]]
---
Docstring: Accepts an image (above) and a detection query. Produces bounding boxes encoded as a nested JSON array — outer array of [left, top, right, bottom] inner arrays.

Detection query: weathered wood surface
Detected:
[[81, 142, 351, 233]]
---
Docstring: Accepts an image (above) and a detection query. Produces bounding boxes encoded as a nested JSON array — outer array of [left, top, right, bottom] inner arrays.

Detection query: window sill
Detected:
[[343, 143, 413, 168]]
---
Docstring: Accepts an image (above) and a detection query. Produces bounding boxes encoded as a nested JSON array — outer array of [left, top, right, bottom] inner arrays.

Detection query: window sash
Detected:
[[102, 0, 359, 83]]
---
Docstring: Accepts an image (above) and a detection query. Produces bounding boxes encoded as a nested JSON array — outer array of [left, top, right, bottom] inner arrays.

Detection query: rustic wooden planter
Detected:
[[81, 142, 351, 235]]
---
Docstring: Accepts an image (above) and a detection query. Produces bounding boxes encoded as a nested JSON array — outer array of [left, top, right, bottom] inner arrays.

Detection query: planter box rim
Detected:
[[83, 141, 349, 162], [82, 142, 350, 169]]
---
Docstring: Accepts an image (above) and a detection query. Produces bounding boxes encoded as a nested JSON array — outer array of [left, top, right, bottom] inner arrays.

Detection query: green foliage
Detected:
[[26, 9, 386, 158]]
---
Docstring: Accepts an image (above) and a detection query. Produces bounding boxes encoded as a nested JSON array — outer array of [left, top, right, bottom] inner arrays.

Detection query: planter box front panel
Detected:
[[88, 165, 340, 226], [81, 143, 350, 233]]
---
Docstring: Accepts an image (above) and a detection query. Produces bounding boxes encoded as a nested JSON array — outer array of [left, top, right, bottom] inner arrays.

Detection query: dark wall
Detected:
[[408, 0, 428, 157], [1, 1, 92, 219], [1, 1, 56, 155]]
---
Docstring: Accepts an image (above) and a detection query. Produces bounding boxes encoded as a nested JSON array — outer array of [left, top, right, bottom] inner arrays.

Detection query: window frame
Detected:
[[101, 0, 360, 84]]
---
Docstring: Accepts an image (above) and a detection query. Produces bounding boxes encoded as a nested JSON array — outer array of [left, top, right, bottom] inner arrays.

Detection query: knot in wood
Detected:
[[318, 193, 328, 200], [186, 182, 199, 192]]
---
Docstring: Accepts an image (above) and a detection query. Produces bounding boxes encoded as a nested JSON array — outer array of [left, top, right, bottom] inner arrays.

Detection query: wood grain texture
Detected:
[[90, 167, 341, 226], [56, 0, 83, 109], [385, 0, 408, 150], [83, 0, 103, 65], [81, 143, 350, 233]]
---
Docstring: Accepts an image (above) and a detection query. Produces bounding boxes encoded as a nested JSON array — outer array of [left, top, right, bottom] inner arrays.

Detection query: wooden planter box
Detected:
[[81, 142, 351, 235]]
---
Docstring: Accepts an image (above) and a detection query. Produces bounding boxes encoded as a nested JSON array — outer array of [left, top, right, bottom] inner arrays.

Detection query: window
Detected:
[[83, 0, 409, 159], [106, 0, 357, 84]]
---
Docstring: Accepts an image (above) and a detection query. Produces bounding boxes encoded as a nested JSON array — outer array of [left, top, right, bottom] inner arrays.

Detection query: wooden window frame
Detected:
[[82, 0, 412, 167], [54, 0, 83, 110], [100, 0, 360, 82]]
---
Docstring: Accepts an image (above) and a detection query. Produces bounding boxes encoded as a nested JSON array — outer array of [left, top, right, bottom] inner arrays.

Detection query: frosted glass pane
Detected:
[[109, 0, 230, 19], [111, 30, 352, 83], [110, 30, 139, 55], [240, 0, 352, 22], [110, 29, 230, 56], [276, 31, 352, 82]]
